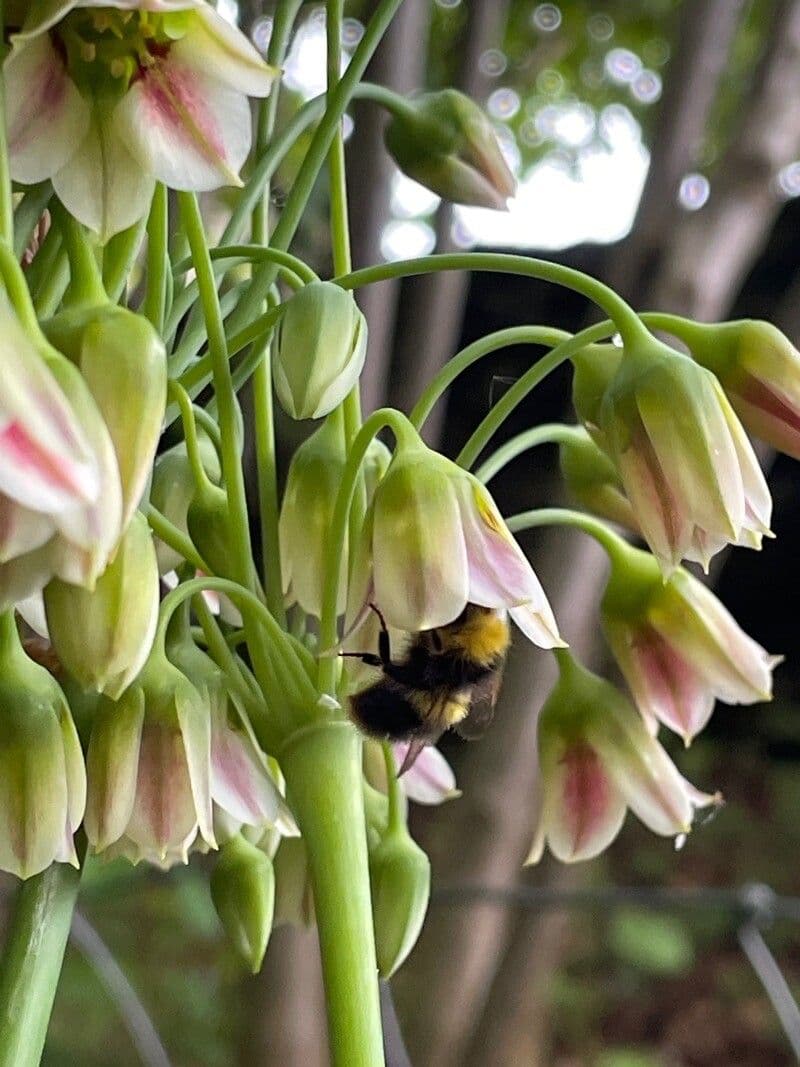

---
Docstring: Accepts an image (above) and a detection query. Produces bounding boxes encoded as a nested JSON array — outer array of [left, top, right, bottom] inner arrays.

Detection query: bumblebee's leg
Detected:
[[368, 603, 392, 665], [339, 651, 383, 667]]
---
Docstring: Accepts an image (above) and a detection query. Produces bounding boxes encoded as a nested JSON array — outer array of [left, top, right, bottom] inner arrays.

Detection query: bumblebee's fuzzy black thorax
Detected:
[[349, 679, 425, 740]]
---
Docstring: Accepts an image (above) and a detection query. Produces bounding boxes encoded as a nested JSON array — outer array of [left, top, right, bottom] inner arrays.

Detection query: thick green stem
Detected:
[[0, 858, 82, 1067], [281, 721, 385, 1067]]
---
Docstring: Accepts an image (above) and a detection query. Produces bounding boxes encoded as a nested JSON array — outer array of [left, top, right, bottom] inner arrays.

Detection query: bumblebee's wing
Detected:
[[453, 663, 505, 740]]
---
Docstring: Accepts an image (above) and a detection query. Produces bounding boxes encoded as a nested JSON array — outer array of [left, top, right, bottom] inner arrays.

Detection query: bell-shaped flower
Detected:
[[0, 297, 99, 517], [0, 612, 86, 879], [594, 334, 772, 573], [348, 434, 562, 646], [150, 435, 221, 574], [601, 536, 779, 745], [6, 1, 277, 239], [558, 425, 638, 533], [84, 646, 214, 867], [273, 282, 367, 421], [280, 418, 389, 617], [528, 652, 719, 865], [45, 305, 167, 528], [385, 89, 516, 210], [44, 512, 159, 700], [166, 628, 293, 841], [655, 316, 800, 462]]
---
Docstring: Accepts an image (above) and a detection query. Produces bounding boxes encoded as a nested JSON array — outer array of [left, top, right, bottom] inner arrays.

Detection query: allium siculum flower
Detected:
[[44, 511, 160, 699], [654, 316, 800, 462], [576, 334, 772, 573], [5, 1, 277, 239], [528, 652, 720, 865], [280, 417, 390, 617], [149, 434, 221, 574], [166, 626, 295, 846], [0, 613, 86, 879], [348, 433, 563, 647], [0, 301, 123, 608], [601, 536, 779, 745], [84, 645, 214, 867]]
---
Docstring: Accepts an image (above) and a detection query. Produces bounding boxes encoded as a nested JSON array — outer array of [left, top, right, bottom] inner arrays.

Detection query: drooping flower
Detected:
[[0, 612, 86, 879], [348, 433, 563, 647], [0, 301, 123, 609], [601, 536, 779, 745], [5, 1, 277, 239], [44, 511, 160, 699], [385, 89, 516, 210], [528, 652, 719, 864], [582, 334, 772, 573], [653, 316, 800, 462], [84, 647, 214, 866], [280, 418, 390, 617]]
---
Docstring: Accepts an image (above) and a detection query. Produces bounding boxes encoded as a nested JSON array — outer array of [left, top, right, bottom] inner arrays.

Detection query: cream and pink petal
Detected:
[[211, 719, 282, 827], [125, 722, 199, 858], [191, 6, 278, 96], [4, 35, 90, 183], [85, 690, 144, 850], [395, 742, 460, 805], [117, 53, 252, 192]]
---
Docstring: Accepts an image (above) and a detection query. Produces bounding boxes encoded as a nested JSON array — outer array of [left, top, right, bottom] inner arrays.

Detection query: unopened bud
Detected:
[[44, 512, 159, 699], [385, 89, 516, 209], [150, 437, 221, 574], [273, 281, 367, 420], [369, 830, 430, 978], [186, 482, 232, 578], [211, 834, 275, 973], [44, 305, 167, 529], [0, 613, 85, 878]]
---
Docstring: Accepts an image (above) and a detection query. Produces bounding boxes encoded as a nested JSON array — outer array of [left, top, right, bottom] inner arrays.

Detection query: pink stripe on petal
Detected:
[[547, 741, 626, 862], [626, 626, 715, 743], [461, 482, 542, 607], [395, 742, 459, 805], [127, 724, 198, 856], [211, 725, 280, 827]]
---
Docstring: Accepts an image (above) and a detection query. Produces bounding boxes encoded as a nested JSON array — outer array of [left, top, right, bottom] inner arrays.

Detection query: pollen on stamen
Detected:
[[80, 42, 96, 63]]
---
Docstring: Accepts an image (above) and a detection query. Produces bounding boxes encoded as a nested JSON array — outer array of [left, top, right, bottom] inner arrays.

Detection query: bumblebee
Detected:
[[343, 603, 510, 772]]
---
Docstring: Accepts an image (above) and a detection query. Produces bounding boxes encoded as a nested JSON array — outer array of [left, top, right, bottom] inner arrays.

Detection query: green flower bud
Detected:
[[186, 481, 232, 578], [44, 305, 167, 529], [44, 512, 159, 699], [279, 415, 347, 616], [385, 89, 516, 209], [273, 281, 367, 420], [211, 834, 275, 973], [0, 613, 86, 879], [149, 436, 221, 574], [369, 829, 430, 978]]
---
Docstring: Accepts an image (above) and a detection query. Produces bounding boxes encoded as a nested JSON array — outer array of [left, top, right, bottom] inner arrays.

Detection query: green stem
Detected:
[[144, 503, 209, 574], [475, 423, 586, 483], [457, 322, 613, 468], [0, 1, 14, 249], [178, 192, 254, 590], [143, 184, 168, 333], [101, 216, 147, 305], [0, 240, 42, 335], [381, 742, 406, 833], [506, 506, 628, 561], [318, 408, 417, 696], [410, 325, 572, 429], [0, 856, 83, 1067], [52, 205, 106, 306], [334, 253, 646, 344], [248, 0, 302, 630], [281, 721, 385, 1067], [168, 380, 214, 493], [171, 245, 315, 285], [227, 0, 405, 334]]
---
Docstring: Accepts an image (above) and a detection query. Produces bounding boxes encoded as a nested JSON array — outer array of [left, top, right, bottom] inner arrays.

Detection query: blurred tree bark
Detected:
[[388, 0, 512, 442]]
